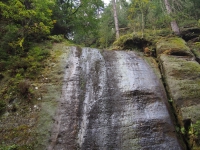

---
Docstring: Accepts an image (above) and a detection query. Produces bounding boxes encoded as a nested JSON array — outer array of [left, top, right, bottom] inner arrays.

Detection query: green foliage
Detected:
[[198, 20, 200, 27], [48, 35, 64, 43], [99, 4, 115, 48], [0, 144, 33, 150], [0, 101, 6, 114], [194, 121, 200, 136], [181, 127, 186, 134], [0, 144, 18, 150], [18, 80, 32, 99], [5, 46, 49, 79], [129, 1, 151, 22], [0, 45, 50, 110], [0, 24, 21, 57], [72, 0, 104, 46], [193, 120, 200, 147], [168, 98, 173, 103], [0, 0, 54, 59], [156, 37, 192, 56], [28, 46, 50, 61], [98, 0, 129, 48], [128, 0, 156, 33], [51, 0, 104, 47]]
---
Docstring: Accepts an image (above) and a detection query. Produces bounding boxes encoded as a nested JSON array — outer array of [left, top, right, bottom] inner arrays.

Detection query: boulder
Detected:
[[156, 37, 193, 57]]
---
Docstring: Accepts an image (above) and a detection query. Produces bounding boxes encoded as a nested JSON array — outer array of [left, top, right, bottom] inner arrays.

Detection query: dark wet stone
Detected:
[[48, 47, 184, 150]]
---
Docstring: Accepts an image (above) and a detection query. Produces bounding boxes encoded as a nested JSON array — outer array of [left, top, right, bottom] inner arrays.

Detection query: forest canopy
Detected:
[[0, 0, 200, 55]]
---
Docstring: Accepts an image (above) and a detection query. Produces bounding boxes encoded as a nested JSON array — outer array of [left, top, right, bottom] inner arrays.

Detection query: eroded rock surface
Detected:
[[48, 47, 183, 150], [157, 38, 200, 149]]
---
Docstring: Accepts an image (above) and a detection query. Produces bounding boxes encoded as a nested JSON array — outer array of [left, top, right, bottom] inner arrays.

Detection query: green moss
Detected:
[[181, 105, 200, 123], [113, 33, 153, 50], [0, 144, 34, 150], [190, 42, 200, 61], [167, 57, 200, 79], [156, 37, 192, 56], [0, 41, 70, 149], [192, 49, 200, 59], [33, 44, 70, 149], [112, 29, 174, 50], [159, 54, 200, 108], [48, 35, 64, 43], [113, 34, 133, 47]]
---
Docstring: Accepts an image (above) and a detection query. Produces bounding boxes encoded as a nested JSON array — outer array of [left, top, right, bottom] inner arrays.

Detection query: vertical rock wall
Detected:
[[48, 47, 183, 150], [157, 37, 200, 149]]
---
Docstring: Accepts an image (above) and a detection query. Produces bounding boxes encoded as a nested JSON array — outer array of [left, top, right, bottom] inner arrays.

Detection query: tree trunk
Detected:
[[141, 11, 144, 38], [112, 0, 120, 39], [163, 0, 180, 35]]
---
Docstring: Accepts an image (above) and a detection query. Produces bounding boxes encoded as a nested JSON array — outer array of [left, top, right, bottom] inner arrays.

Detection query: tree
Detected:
[[72, 0, 104, 46], [117, 0, 129, 29], [112, 0, 120, 39], [52, 0, 104, 46], [0, 0, 54, 55], [163, 0, 180, 35], [128, 0, 153, 36], [99, 4, 115, 48], [51, 0, 82, 36]]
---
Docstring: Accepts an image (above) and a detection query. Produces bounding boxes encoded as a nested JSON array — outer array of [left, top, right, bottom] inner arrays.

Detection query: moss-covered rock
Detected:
[[159, 54, 200, 149], [180, 27, 200, 41], [112, 28, 177, 50], [156, 37, 194, 57], [191, 42, 200, 63], [160, 55, 200, 108], [113, 33, 152, 50]]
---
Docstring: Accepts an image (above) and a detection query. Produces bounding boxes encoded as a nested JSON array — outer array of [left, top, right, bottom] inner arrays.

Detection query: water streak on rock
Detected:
[[48, 47, 183, 150]]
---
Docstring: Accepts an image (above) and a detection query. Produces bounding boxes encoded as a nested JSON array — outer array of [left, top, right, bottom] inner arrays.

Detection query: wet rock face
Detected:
[[48, 47, 183, 150]]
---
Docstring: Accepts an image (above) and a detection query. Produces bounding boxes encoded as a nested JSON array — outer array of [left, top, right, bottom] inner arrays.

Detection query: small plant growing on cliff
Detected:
[[181, 127, 186, 134], [168, 98, 173, 103], [192, 120, 200, 146], [194, 121, 200, 137], [48, 35, 64, 43], [18, 80, 33, 100], [0, 144, 18, 150], [0, 101, 6, 114]]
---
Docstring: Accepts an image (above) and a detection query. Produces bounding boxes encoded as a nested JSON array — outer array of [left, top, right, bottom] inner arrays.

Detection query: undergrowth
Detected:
[[0, 44, 50, 107], [0, 36, 70, 148]]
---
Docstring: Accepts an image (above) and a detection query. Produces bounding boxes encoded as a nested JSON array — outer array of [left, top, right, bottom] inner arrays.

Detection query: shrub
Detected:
[[18, 80, 31, 98], [0, 100, 6, 114], [48, 35, 64, 43], [194, 121, 200, 136], [0, 73, 4, 80]]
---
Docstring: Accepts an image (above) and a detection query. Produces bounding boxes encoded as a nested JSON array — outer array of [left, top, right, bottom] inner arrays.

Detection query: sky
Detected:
[[103, 0, 130, 5], [103, 0, 111, 5]]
